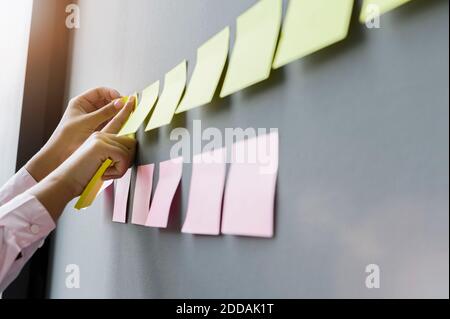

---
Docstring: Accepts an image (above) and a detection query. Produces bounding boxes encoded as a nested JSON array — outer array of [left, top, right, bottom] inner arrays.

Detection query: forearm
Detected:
[[25, 136, 67, 183], [27, 173, 77, 221]]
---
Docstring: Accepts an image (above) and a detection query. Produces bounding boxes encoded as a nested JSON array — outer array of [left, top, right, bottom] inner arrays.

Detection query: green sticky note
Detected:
[[176, 27, 230, 114], [220, 0, 282, 98], [359, 0, 411, 24], [145, 60, 187, 131], [118, 82, 160, 136], [273, 0, 354, 69]]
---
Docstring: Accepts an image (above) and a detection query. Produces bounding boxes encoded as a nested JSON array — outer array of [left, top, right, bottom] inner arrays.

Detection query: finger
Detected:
[[79, 87, 122, 109], [85, 131, 135, 183], [102, 134, 136, 166], [103, 135, 136, 180], [101, 136, 133, 158], [102, 96, 136, 134], [103, 134, 137, 151], [95, 121, 108, 132], [85, 98, 126, 128], [102, 145, 134, 178], [103, 151, 132, 180], [102, 174, 121, 181], [103, 164, 130, 180]]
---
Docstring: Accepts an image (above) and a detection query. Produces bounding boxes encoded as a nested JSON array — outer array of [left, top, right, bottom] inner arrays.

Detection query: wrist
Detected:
[[28, 172, 78, 221], [52, 171, 81, 200], [25, 140, 67, 182]]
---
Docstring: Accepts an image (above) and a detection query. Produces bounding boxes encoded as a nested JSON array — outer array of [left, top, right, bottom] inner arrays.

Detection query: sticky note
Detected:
[[112, 168, 132, 223], [103, 178, 115, 210], [145, 157, 183, 228], [273, 0, 354, 69], [74, 159, 113, 210], [221, 131, 279, 238], [176, 27, 230, 114], [181, 148, 227, 235], [145, 61, 187, 131], [220, 0, 282, 98], [99, 179, 113, 194], [131, 164, 154, 226], [359, 0, 411, 23], [118, 82, 160, 136]]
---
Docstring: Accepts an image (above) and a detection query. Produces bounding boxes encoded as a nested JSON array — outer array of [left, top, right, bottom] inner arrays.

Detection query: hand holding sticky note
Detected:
[[74, 94, 140, 210]]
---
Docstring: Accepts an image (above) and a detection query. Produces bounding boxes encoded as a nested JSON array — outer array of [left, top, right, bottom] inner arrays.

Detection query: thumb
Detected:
[[86, 97, 126, 127]]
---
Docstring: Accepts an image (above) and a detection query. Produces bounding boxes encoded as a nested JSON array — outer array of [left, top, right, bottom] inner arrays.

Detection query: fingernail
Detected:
[[114, 99, 124, 109]]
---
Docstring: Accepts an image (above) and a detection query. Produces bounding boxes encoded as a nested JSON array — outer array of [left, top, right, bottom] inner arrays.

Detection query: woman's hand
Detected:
[[27, 95, 137, 221], [26, 87, 135, 182], [54, 132, 136, 196]]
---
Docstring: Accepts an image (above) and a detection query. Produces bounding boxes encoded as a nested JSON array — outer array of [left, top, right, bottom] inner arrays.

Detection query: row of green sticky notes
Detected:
[[274, 0, 411, 67], [118, 0, 413, 134]]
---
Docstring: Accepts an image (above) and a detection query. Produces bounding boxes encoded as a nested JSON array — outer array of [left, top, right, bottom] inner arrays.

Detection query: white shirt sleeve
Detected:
[[0, 168, 56, 293]]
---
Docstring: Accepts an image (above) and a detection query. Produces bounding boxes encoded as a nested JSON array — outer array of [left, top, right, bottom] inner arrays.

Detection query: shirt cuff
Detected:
[[0, 167, 38, 206], [0, 193, 56, 250]]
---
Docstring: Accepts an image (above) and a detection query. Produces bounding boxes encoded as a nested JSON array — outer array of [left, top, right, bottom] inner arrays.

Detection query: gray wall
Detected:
[[48, 0, 449, 298]]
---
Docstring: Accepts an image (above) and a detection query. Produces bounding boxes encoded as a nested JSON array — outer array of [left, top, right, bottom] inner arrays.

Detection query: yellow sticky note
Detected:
[[120, 96, 129, 105], [176, 27, 230, 114], [145, 60, 187, 131], [220, 0, 282, 98], [359, 0, 411, 24], [118, 82, 160, 136], [74, 159, 113, 210], [273, 0, 354, 69]]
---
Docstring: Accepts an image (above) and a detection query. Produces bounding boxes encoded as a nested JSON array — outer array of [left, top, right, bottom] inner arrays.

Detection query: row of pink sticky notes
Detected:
[[111, 131, 278, 238], [111, 158, 183, 227]]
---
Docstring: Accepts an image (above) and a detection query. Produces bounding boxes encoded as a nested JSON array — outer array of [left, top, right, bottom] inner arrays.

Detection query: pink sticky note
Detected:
[[182, 148, 227, 235], [145, 157, 183, 228], [103, 179, 115, 218], [100, 179, 113, 194], [112, 168, 132, 223], [221, 131, 279, 238], [131, 164, 154, 225]]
